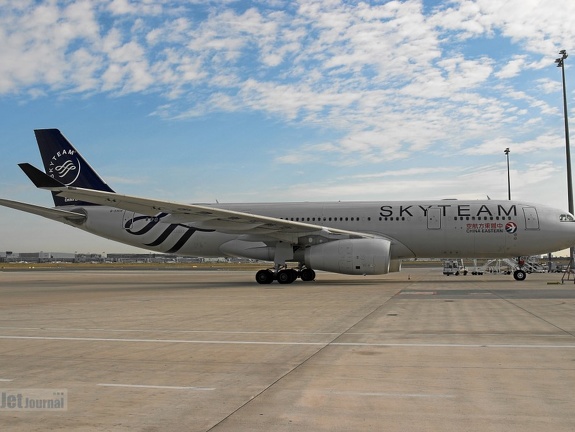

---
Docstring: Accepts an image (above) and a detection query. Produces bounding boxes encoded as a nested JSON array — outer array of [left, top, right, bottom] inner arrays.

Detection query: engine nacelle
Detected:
[[303, 238, 391, 275]]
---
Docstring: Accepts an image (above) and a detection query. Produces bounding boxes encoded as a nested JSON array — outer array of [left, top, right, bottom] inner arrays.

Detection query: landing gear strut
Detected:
[[255, 265, 316, 285]]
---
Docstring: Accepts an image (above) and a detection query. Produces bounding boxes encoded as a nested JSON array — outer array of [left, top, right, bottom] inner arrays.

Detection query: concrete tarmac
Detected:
[[0, 268, 574, 431]]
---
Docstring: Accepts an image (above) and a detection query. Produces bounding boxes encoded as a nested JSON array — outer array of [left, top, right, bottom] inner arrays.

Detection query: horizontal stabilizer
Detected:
[[0, 199, 86, 225], [18, 163, 65, 189]]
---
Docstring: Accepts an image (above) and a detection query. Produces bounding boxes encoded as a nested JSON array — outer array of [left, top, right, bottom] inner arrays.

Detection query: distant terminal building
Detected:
[[0, 251, 14, 262], [1, 251, 254, 264], [0, 251, 76, 263], [105, 254, 231, 264], [105, 253, 195, 263]]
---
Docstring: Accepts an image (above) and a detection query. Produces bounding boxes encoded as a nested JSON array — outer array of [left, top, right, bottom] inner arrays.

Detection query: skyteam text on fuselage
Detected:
[[2, 129, 575, 284]]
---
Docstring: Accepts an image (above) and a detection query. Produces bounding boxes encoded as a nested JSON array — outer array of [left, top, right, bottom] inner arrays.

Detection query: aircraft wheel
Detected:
[[277, 269, 294, 284], [300, 268, 316, 282], [256, 269, 274, 284], [513, 269, 527, 281]]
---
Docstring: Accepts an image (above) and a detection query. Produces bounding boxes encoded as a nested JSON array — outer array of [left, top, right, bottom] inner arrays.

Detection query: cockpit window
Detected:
[[560, 213, 575, 222]]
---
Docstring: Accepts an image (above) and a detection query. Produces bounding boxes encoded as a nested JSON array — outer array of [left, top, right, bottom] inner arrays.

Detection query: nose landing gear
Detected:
[[513, 269, 527, 281], [513, 257, 527, 281]]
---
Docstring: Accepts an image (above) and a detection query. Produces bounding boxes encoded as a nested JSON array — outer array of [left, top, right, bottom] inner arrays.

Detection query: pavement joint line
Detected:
[[326, 391, 456, 398], [97, 383, 215, 391], [0, 335, 323, 345], [0, 326, 571, 338], [1, 335, 575, 348], [0, 326, 341, 336]]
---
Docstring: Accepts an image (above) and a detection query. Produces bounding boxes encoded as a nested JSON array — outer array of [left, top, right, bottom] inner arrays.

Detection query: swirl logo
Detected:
[[123, 212, 214, 253], [48, 151, 81, 186], [55, 160, 77, 177], [505, 221, 517, 234]]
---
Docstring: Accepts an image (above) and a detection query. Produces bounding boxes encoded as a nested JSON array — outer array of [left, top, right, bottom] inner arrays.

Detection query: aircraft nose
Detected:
[[562, 217, 575, 249]]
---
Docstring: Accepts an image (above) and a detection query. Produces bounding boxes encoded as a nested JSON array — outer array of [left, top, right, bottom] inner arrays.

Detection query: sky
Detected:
[[1, 0, 575, 254]]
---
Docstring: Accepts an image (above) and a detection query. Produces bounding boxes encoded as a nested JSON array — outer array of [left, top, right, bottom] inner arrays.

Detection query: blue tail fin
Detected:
[[34, 129, 115, 207]]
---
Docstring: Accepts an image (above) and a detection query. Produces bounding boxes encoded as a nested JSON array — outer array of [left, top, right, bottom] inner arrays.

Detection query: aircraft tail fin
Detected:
[[34, 129, 115, 207]]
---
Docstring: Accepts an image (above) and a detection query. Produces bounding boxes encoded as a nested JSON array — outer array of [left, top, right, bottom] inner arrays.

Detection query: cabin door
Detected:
[[427, 208, 441, 229], [523, 207, 540, 230]]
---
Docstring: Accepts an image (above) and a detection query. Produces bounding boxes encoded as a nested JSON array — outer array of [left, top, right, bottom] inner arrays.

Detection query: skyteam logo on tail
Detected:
[[505, 221, 518, 234], [48, 149, 81, 186]]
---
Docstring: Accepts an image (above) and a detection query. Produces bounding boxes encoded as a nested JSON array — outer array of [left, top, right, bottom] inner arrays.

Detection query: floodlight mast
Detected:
[[555, 49, 574, 265], [504, 148, 511, 200]]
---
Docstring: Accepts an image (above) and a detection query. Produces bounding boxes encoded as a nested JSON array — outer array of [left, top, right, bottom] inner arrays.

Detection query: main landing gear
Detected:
[[513, 257, 527, 281], [255, 265, 316, 285]]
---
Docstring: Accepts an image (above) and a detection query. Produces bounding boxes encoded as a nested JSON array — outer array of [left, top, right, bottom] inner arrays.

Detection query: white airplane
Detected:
[[1, 129, 575, 284]]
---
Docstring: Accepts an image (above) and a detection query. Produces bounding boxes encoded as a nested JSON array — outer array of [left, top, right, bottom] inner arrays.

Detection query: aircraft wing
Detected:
[[18, 163, 378, 244], [0, 198, 86, 224]]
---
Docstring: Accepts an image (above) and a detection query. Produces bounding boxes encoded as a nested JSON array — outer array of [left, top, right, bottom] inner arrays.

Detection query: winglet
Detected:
[[18, 163, 66, 189]]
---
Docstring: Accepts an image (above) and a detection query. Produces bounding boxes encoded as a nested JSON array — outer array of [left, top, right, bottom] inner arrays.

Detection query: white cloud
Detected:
[[108, 0, 163, 16], [460, 133, 565, 156], [496, 56, 526, 79], [0, 0, 572, 169], [351, 167, 462, 179], [430, 0, 575, 54], [272, 159, 562, 206]]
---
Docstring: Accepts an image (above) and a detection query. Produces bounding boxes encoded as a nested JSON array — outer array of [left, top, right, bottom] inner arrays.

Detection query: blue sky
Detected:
[[1, 0, 575, 253]]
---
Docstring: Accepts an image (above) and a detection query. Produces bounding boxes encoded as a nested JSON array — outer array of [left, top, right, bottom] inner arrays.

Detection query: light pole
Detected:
[[555, 49, 573, 265], [504, 148, 511, 200]]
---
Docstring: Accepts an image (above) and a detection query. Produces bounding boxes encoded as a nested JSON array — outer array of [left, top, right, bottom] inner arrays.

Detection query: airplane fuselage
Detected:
[[71, 199, 575, 261]]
